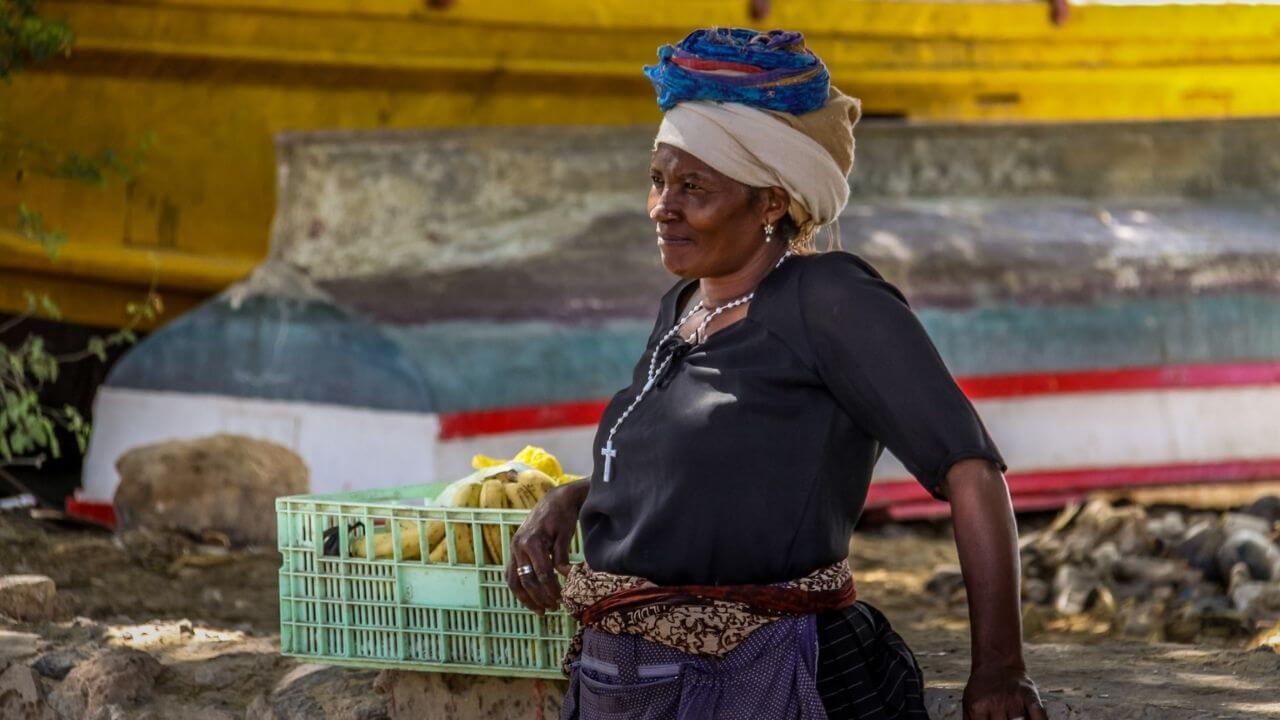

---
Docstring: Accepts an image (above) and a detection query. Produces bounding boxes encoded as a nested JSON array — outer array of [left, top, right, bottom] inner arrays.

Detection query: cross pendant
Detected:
[[600, 439, 618, 483]]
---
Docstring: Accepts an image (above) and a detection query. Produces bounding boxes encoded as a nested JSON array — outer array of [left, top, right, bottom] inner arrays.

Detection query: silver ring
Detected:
[[517, 564, 535, 576]]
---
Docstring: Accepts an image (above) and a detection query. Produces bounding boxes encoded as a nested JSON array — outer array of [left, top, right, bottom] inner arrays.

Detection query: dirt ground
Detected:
[[0, 510, 1277, 719]]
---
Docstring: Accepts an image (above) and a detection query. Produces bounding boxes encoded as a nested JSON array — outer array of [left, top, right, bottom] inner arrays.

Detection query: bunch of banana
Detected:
[[468, 468, 557, 565], [347, 520, 425, 560], [349, 467, 557, 565]]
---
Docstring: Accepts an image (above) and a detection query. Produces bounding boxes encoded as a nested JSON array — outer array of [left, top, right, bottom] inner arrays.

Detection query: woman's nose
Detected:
[[650, 193, 679, 222]]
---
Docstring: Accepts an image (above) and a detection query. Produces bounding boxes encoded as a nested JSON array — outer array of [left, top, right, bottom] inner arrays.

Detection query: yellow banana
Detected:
[[352, 520, 423, 560], [422, 520, 446, 551], [428, 537, 448, 563], [452, 482, 482, 509], [453, 525, 477, 564], [479, 478, 509, 565], [503, 481, 538, 510], [427, 523, 477, 564], [428, 482, 480, 564], [516, 468, 556, 501]]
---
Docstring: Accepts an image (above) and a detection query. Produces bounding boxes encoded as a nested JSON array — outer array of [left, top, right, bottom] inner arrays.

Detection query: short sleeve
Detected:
[[799, 253, 1007, 500]]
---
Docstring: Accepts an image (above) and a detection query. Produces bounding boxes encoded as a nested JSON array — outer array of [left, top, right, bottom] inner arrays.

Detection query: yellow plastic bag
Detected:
[[471, 445, 583, 485]]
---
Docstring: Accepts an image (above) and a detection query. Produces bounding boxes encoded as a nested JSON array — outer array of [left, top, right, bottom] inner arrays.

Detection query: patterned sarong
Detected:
[[558, 559, 857, 675]]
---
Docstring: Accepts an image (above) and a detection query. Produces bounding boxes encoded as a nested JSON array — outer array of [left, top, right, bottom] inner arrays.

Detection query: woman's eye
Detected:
[[650, 175, 663, 186], [684, 182, 701, 191]]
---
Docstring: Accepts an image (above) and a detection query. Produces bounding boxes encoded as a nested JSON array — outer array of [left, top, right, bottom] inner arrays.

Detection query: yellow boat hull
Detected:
[[3, 0, 1280, 326]]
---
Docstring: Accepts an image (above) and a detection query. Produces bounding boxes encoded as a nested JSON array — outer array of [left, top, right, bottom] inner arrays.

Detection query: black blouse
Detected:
[[578, 250, 1006, 586]]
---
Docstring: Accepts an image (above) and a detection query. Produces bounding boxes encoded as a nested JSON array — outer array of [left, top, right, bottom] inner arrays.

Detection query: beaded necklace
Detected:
[[599, 250, 794, 483]]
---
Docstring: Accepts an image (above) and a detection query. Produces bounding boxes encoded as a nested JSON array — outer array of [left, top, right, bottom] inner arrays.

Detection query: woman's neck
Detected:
[[698, 244, 789, 307]]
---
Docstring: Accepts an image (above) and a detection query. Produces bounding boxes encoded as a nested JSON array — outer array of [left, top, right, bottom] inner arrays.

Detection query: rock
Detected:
[[1250, 619, 1280, 652], [144, 707, 238, 720], [1112, 557, 1197, 587], [1053, 565, 1099, 615], [376, 670, 564, 720], [0, 662, 57, 720], [47, 649, 164, 720], [1023, 578, 1051, 605], [1021, 602, 1053, 636], [1221, 512, 1272, 537], [1215, 528, 1280, 582], [0, 575, 56, 622], [113, 434, 309, 547], [1146, 511, 1186, 551], [1117, 600, 1165, 640], [116, 528, 192, 574], [1089, 542, 1122, 577], [1113, 517, 1155, 557], [1163, 605, 1203, 643], [926, 565, 966, 600], [1226, 561, 1280, 624], [0, 630, 41, 665], [31, 648, 84, 680], [1176, 520, 1226, 583], [1240, 495, 1280, 527], [190, 652, 280, 690], [245, 664, 387, 720]]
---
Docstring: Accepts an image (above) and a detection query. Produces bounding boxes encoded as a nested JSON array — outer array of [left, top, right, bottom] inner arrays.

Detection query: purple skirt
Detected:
[[562, 603, 930, 720], [562, 614, 828, 720]]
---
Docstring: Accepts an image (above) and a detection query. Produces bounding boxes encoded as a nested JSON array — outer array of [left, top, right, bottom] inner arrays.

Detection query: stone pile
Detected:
[[1016, 496, 1280, 643]]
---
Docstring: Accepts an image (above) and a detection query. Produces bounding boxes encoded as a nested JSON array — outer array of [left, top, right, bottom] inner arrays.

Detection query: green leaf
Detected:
[[10, 429, 30, 455], [39, 294, 61, 320], [29, 358, 49, 383], [16, 204, 66, 259], [53, 151, 105, 186], [41, 418, 60, 459], [86, 336, 107, 362]]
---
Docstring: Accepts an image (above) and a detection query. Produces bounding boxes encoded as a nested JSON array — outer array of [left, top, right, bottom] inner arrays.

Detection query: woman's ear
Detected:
[[763, 187, 790, 226]]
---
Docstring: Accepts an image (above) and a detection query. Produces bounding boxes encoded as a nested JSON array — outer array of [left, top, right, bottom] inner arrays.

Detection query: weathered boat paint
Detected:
[[79, 120, 1280, 514]]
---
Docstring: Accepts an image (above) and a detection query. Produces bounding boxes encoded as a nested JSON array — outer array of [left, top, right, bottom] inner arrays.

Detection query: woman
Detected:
[[506, 27, 1048, 720]]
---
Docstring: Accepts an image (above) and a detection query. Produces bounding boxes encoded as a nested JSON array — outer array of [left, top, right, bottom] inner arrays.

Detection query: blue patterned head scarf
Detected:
[[643, 27, 831, 115]]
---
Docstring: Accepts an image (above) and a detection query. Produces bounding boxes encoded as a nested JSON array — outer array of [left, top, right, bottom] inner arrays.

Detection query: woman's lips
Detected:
[[658, 234, 693, 245]]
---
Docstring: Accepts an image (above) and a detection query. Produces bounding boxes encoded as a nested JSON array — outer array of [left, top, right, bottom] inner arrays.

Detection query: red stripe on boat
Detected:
[[438, 361, 1280, 439], [440, 399, 609, 439], [957, 362, 1280, 399], [670, 56, 766, 74], [865, 457, 1280, 519]]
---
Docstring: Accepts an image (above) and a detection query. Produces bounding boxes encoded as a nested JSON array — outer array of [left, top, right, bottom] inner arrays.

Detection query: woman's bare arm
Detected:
[[943, 458, 1048, 720]]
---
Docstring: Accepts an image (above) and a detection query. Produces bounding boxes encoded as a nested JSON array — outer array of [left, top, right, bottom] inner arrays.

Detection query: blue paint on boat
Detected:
[[107, 288, 1280, 413], [107, 295, 432, 412]]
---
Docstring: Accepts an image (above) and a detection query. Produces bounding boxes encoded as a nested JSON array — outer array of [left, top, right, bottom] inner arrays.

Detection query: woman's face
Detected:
[[648, 143, 775, 279]]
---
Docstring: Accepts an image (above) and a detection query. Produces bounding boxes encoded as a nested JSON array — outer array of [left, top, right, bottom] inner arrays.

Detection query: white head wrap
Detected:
[[653, 100, 851, 230]]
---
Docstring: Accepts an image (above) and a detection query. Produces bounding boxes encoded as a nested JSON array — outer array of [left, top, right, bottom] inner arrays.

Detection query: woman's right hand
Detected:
[[506, 479, 589, 614]]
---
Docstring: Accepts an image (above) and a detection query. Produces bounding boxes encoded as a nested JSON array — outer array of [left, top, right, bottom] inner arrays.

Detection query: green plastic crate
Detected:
[[276, 481, 583, 678]]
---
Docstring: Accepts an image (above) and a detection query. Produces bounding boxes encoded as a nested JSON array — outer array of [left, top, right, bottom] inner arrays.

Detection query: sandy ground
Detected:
[[850, 525, 1280, 719], [0, 510, 1276, 719]]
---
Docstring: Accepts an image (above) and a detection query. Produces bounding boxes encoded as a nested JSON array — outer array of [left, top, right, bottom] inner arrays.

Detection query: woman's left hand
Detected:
[[962, 663, 1048, 720]]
